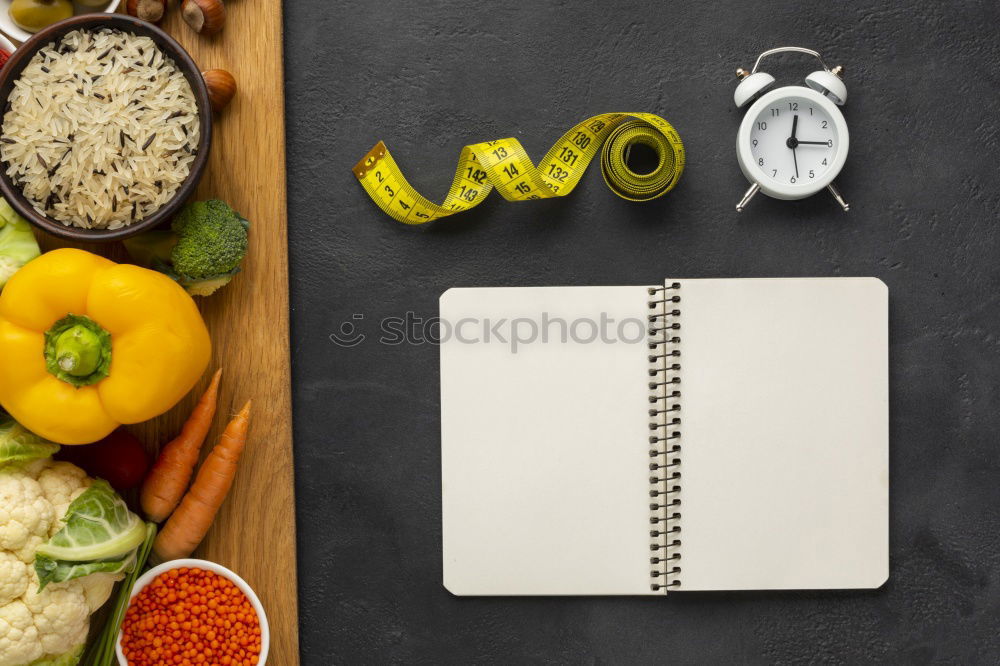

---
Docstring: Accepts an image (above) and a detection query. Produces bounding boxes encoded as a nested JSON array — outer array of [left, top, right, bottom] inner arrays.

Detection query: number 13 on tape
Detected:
[[353, 113, 685, 225]]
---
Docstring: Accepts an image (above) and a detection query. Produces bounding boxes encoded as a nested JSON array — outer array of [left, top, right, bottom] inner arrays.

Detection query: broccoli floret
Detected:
[[171, 200, 249, 279], [123, 200, 249, 298], [0, 196, 41, 290]]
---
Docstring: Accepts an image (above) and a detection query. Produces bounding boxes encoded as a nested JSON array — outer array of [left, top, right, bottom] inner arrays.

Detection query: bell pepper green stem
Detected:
[[54, 325, 103, 376], [44, 315, 112, 387]]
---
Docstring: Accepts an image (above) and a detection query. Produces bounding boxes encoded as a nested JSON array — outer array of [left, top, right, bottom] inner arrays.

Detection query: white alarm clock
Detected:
[[733, 47, 850, 212]]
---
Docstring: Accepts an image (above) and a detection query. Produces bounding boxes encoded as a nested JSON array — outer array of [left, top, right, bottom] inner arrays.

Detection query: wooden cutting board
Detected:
[[37, 2, 300, 663]]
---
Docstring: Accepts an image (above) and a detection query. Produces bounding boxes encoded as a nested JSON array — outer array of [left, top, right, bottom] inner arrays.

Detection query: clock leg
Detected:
[[827, 182, 850, 212], [736, 183, 760, 212]]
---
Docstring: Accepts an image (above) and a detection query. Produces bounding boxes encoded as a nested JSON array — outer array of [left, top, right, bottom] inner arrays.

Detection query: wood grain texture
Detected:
[[36, 1, 300, 663]]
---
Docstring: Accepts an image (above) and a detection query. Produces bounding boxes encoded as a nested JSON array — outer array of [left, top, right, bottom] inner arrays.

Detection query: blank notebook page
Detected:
[[676, 278, 889, 590], [440, 286, 655, 596]]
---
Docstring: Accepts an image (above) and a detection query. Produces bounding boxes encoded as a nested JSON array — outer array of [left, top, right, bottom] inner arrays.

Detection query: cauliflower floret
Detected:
[[0, 552, 28, 606], [0, 472, 53, 556], [36, 462, 91, 525], [0, 600, 43, 666], [11, 535, 44, 567], [20, 572, 89, 659], [19, 459, 49, 479], [0, 460, 130, 664]]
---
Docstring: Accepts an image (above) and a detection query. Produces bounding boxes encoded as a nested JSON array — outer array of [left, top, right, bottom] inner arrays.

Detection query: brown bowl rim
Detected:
[[0, 14, 212, 243]]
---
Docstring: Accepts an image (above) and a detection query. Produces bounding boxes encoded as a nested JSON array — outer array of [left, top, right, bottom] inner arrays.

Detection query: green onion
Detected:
[[83, 522, 157, 666]]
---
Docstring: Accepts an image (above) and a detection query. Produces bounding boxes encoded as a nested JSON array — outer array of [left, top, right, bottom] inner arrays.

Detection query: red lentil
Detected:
[[121, 567, 262, 666]]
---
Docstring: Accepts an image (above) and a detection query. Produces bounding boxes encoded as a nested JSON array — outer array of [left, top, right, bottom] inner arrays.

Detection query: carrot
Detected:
[[152, 400, 252, 562], [141, 369, 223, 523]]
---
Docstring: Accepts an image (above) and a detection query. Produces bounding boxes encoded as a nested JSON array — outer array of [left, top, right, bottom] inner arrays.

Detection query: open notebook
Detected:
[[440, 278, 888, 596]]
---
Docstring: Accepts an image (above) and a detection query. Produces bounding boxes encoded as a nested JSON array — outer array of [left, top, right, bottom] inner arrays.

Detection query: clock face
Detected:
[[748, 95, 840, 188]]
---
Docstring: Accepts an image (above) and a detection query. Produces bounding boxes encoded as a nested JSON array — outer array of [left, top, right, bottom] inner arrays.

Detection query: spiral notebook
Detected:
[[440, 278, 888, 596]]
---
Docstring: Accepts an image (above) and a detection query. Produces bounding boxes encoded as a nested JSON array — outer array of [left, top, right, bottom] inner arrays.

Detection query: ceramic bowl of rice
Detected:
[[0, 14, 211, 242]]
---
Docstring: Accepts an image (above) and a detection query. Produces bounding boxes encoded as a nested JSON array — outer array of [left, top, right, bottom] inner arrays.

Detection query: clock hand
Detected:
[[789, 115, 799, 178], [796, 140, 830, 145]]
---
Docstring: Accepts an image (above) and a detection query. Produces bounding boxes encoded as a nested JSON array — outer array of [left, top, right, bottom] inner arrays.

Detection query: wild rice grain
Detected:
[[1, 29, 200, 230]]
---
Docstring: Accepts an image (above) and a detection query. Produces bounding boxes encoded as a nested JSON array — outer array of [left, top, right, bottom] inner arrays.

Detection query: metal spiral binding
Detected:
[[647, 282, 682, 592]]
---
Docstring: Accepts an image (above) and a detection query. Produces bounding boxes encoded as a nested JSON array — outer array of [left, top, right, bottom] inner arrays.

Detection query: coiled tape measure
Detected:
[[353, 113, 685, 225]]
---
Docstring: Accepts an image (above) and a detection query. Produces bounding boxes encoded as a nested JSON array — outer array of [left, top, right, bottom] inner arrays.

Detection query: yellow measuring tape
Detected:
[[353, 113, 685, 225]]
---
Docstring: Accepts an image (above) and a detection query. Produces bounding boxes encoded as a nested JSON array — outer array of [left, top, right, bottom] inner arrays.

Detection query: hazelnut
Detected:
[[125, 0, 167, 23], [202, 69, 236, 112], [181, 0, 225, 35]]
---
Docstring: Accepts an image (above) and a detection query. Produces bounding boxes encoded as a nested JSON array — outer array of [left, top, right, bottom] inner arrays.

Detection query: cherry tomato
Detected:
[[57, 428, 150, 490]]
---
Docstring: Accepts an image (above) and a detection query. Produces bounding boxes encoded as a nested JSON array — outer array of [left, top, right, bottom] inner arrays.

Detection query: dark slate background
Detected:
[[284, 1, 1000, 663]]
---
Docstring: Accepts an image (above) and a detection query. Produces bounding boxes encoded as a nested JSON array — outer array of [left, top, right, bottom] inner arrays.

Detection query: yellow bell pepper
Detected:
[[0, 248, 211, 445]]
